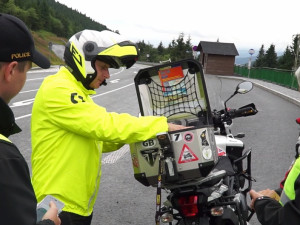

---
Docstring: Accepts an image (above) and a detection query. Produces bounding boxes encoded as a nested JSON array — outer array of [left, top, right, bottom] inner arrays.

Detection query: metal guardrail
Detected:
[[234, 65, 299, 90]]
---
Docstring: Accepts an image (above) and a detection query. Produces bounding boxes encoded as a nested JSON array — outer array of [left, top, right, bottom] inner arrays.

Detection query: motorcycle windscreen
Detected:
[[134, 59, 213, 126]]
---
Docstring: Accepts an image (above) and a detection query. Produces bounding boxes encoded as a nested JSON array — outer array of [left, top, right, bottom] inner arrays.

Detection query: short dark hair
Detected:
[[0, 61, 30, 72]]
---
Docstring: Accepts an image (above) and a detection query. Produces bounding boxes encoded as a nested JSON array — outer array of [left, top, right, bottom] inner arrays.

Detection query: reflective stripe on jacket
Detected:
[[280, 157, 300, 205], [31, 67, 168, 216]]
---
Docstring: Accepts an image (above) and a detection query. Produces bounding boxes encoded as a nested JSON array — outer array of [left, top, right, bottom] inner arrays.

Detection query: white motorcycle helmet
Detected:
[[64, 29, 139, 88]]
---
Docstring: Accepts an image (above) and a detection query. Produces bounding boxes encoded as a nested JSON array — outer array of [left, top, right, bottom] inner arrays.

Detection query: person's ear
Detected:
[[3, 61, 18, 82]]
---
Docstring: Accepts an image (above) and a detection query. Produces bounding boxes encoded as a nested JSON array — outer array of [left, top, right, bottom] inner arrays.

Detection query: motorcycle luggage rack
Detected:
[[134, 59, 214, 126], [233, 148, 254, 194], [142, 73, 203, 118]]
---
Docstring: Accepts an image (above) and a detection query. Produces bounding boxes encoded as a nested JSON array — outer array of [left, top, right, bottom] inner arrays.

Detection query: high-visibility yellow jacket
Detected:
[[31, 67, 168, 216]]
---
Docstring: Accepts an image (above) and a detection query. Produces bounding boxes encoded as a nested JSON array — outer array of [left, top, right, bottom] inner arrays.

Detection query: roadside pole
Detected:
[[248, 49, 255, 78]]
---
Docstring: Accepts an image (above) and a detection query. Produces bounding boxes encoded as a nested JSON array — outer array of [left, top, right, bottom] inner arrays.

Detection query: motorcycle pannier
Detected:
[[130, 59, 218, 187]]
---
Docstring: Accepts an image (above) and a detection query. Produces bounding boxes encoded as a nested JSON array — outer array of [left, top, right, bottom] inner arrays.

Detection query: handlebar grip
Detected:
[[229, 107, 257, 118]]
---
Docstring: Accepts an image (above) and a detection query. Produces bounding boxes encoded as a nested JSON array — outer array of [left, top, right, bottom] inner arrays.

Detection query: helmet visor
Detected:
[[95, 41, 139, 69]]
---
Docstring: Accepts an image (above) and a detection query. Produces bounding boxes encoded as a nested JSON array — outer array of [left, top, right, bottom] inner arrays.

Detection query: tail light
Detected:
[[178, 195, 198, 217]]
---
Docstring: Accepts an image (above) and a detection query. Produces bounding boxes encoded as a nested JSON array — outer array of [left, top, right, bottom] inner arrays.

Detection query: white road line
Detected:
[[27, 77, 46, 81], [91, 83, 133, 98], [20, 89, 39, 94], [11, 98, 35, 107], [28, 69, 58, 74], [102, 145, 130, 164], [16, 114, 31, 120]]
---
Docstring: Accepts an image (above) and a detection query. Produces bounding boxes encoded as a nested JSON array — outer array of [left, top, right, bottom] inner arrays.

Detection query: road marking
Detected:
[[16, 114, 31, 120], [102, 145, 129, 164], [110, 79, 120, 83], [20, 89, 39, 93], [27, 77, 46, 81], [11, 98, 35, 107], [28, 69, 58, 74], [91, 83, 133, 98]]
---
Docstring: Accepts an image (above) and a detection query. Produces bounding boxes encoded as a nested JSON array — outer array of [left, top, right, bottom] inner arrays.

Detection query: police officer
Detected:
[[0, 13, 60, 225], [30, 29, 187, 225], [250, 157, 300, 225]]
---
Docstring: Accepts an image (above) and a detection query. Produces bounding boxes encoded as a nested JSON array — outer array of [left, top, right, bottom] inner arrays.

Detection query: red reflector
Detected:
[[296, 118, 300, 124], [178, 195, 198, 217]]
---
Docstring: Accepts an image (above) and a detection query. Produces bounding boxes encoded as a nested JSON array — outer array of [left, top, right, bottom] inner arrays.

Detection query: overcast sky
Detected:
[[55, 0, 300, 54]]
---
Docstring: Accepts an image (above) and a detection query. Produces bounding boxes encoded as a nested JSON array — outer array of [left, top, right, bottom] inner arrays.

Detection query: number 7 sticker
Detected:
[[171, 133, 182, 142]]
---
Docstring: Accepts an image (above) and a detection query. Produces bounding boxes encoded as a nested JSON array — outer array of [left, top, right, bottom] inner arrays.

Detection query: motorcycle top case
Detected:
[[130, 59, 218, 187]]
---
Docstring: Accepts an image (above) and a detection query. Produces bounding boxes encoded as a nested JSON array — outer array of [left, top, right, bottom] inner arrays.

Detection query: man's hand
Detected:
[[258, 189, 281, 201], [250, 189, 280, 210], [42, 201, 61, 225], [249, 189, 263, 210]]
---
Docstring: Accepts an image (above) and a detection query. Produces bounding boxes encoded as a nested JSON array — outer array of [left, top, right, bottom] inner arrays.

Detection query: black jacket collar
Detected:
[[0, 97, 21, 137]]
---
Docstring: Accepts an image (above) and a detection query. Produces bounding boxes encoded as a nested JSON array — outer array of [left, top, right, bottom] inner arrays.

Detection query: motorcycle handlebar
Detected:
[[228, 106, 257, 119], [213, 103, 258, 126]]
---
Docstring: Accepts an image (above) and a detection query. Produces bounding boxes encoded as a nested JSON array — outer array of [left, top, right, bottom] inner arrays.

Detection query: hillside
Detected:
[[32, 30, 67, 66]]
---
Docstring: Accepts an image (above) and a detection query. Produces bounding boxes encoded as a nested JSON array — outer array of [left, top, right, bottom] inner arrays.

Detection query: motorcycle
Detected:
[[130, 59, 257, 225]]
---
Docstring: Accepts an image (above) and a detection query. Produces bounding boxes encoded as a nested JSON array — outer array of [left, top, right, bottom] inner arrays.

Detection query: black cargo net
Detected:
[[147, 74, 203, 118]]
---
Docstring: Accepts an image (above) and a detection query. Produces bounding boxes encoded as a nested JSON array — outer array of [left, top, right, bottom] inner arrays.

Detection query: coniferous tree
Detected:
[[157, 42, 164, 55], [277, 46, 294, 70], [0, 0, 6, 11], [169, 33, 193, 61], [185, 35, 193, 58], [37, 0, 50, 30], [254, 45, 266, 67], [264, 44, 277, 68]]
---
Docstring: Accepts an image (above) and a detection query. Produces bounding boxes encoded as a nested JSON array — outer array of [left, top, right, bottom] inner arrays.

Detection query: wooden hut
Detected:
[[196, 41, 239, 75]]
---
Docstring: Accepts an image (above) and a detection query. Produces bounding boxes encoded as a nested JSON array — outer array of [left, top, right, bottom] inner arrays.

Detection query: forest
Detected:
[[0, 0, 299, 69]]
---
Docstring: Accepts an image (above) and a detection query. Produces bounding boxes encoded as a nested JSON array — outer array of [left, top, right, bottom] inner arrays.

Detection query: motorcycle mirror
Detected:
[[236, 81, 253, 94], [224, 81, 253, 112]]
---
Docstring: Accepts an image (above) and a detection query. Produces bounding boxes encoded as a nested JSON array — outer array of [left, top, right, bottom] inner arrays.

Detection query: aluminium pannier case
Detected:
[[130, 59, 218, 187]]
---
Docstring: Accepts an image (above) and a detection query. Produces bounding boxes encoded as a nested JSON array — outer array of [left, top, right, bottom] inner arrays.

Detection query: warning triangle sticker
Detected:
[[178, 144, 199, 164]]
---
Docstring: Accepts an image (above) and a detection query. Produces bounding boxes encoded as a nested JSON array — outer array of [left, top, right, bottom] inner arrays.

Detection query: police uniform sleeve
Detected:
[[254, 174, 300, 225], [0, 142, 38, 225]]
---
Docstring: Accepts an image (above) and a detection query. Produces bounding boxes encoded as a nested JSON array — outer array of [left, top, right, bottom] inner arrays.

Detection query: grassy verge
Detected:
[[32, 30, 67, 66]]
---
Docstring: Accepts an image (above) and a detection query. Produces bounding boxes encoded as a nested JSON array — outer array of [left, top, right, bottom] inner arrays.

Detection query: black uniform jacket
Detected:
[[254, 174, 300, 225], [0, 98, 54, 225]]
